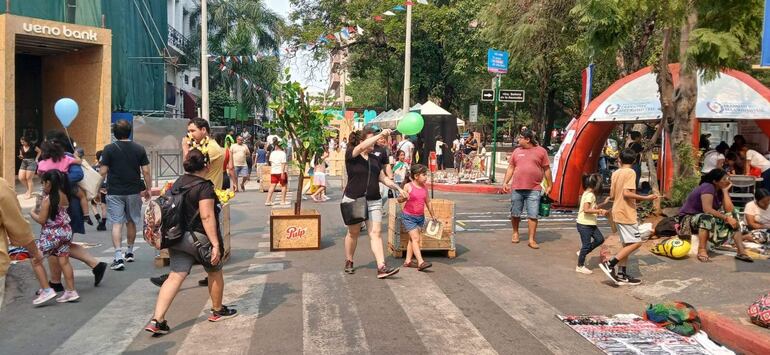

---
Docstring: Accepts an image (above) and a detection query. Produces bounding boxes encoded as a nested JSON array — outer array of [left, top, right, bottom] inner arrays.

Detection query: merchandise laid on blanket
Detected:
[[559, 305, 735, 355]]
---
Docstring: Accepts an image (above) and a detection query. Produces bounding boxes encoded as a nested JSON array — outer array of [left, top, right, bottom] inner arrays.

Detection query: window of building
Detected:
[[66, 0, 77, 23], [185, 75, 189, 85]]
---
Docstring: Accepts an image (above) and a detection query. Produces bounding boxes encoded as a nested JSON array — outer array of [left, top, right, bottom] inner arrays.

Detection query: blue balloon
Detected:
[[54, 98, 79, 128]]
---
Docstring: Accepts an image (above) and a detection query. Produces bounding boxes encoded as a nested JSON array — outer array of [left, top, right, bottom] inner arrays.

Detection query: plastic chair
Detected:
[[729, 175, 757, 206]]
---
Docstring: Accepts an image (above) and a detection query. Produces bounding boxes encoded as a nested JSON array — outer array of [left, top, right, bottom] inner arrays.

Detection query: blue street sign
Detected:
[[487, 48, 509, 74]]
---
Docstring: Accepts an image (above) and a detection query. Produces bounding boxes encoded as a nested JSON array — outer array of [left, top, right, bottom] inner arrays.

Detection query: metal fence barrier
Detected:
[[150, 150, 183, 187]]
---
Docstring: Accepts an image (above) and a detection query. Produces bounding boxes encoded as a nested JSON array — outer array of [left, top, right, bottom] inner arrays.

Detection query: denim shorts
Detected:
[[235, 165, 249, 177], [402, 213, 425, 232], [510, 189, 541, 219], [20, 158, 37, 172], [106, 194, 143, 224]]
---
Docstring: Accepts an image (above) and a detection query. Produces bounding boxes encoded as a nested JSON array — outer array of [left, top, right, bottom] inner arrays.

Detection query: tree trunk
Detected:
[[542, 88, 557, 147], [294, 167, 304, 215], [615, 49, 628, 78], [672, 8, 698, 178]]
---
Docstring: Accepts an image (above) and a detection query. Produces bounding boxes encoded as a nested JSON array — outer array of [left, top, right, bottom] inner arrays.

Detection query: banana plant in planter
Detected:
[[266, 72, 334, 251]]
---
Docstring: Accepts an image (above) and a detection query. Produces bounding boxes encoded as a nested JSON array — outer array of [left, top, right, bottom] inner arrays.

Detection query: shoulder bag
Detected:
[[340, 156, 370, 225]]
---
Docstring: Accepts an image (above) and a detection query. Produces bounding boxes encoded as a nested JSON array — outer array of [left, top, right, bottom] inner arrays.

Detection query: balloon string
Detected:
[[63, 126, 74, 150]]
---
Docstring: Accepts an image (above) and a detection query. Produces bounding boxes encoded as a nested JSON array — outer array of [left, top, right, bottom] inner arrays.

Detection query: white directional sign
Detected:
[[499, 90, 525, 103], [481, 90, 494, 102]]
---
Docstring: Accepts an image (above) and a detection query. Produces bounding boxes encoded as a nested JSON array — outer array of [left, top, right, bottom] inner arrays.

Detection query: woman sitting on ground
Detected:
[[744, 188, 770, 234], [678, 168, 753, 263]]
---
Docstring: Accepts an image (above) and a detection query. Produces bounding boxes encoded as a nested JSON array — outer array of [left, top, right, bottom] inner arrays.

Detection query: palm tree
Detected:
[[186, 0, 284, 123]]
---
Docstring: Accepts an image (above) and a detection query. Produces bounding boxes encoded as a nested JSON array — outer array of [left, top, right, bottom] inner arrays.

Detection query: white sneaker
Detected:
[[33, 288, 57, 305], [56, 290, 80, 303], [575, 266, 593, 274], [576, 250, 580, 256]]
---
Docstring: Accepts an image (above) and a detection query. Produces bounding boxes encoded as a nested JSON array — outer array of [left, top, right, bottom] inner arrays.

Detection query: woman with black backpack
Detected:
[[145, 148, 237, 335]]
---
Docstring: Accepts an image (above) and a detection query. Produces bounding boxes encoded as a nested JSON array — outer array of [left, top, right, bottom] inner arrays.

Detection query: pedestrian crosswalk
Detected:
[[455, 211, 610, 232], [36, 259, 599, 354]]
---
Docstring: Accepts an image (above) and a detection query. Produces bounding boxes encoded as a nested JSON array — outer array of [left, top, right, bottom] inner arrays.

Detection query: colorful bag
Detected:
[[748, 293, 770, 328], [644, 302, 701, 336]]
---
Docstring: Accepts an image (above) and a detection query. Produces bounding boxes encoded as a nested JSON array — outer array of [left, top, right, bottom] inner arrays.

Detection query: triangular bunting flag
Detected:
[[417, 0, 429, 4], [373, 15, 384, 22], [383, 11, 396, 16], [406, 1, 414, 5], [341, 27, 350, 40], [393, 5, 406, 11], [356, 25, 364, 35], [334, 32, 342, 44]]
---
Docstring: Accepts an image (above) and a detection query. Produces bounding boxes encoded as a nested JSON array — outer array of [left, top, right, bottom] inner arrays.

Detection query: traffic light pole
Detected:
[[490, 74, 500, 183]]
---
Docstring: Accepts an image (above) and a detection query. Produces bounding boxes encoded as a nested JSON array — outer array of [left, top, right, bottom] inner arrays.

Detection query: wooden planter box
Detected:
[[270, 209, 321, 251], [387, 199, 456, 258], [261, 165, 282, 192]]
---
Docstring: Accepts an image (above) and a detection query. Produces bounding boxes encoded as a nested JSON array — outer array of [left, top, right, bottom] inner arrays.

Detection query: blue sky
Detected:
[[265, 0, 329, 94]]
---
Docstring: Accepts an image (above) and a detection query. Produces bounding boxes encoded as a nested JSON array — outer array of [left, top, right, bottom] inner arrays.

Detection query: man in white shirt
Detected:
[[435, 135, 445, 170], [265, 144, 288, 206]]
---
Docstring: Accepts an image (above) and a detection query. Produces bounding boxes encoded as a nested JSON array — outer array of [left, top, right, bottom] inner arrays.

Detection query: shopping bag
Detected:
[[424, 219, 444, 240], [78, 162, 103, 200]]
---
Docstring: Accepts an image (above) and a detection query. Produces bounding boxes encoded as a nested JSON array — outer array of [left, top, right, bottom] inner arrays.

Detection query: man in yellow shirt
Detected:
[[184, 118, 224, 189]]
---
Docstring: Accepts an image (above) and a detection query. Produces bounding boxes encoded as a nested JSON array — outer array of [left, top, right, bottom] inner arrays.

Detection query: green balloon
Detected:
[[397, 112, 424, 135]]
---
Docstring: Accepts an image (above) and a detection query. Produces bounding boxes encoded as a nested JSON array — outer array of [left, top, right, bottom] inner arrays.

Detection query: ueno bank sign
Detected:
[[22, 22, 98, 41]]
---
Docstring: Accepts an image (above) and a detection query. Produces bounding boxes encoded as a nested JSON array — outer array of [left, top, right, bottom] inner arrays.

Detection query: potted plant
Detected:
[[266, 72, 334, 250]]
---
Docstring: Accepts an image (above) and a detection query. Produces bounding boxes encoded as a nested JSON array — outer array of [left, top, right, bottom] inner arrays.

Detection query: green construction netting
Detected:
[[8, 0, 168, 113]]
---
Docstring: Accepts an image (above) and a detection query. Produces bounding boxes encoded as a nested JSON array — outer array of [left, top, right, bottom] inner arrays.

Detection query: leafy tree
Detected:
[[205, 87, 237, 125], [186, 0, 284, 116], [268, 71, 334, 215], [573, 0, 763, 177]]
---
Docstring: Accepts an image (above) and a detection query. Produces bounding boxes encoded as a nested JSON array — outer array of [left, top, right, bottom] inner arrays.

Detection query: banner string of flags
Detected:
[[288, 0, 430, 53], [207, 54, 267, 64], [216, 61, 268, 95]]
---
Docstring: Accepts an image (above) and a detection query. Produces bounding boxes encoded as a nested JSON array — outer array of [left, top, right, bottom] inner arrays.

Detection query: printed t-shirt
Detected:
[[230, 143, 250, 167], [610, 167, 638, 224], [269, 150, 287, 174], [679, 183, 722, 216], [508, 146, 550, 191], [435, 141, 444, 155], [577, 191, 597, 225], [344, 149, 382, 200]]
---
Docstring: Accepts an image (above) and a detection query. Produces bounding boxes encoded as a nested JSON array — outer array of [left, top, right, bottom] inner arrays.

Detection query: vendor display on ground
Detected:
[[558, 314, 734, 355]]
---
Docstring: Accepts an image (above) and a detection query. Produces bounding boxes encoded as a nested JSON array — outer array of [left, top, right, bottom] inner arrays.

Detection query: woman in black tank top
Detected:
[[17, 136, 40, 198]]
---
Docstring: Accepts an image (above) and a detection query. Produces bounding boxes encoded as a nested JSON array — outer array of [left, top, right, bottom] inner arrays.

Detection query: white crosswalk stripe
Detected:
[[248, 263, 285, 273], [253, 251, 285, 258], [303, 273, 370, 354], [52, 279, 156, 355], [176, 274, 267, 354], [456, 267, 597, 355], [386, 270, 498, 355]]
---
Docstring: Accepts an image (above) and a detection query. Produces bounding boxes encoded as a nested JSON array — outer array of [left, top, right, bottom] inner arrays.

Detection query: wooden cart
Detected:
[[387, 198, 456, 259]]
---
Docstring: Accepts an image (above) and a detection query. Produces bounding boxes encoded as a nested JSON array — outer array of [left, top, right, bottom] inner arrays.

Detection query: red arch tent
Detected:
[[550, 64, 770, 207]]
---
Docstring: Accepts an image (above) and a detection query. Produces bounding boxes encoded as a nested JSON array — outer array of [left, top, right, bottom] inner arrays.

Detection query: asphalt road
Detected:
[[1, 178, 768, 354]]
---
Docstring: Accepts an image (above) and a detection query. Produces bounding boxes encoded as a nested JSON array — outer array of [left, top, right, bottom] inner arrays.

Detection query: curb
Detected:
[[427, 182, 502, 194], [700, 310, 770, 355]]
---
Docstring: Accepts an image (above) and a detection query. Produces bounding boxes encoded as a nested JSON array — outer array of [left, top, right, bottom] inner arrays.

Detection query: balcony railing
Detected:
[[168, 26, 189, 51]]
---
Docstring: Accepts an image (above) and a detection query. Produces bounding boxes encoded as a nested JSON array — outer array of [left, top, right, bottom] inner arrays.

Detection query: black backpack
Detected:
[[156, 179, 207, 248]]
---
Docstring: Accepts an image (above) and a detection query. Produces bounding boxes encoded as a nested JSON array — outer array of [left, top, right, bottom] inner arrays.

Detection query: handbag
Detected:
[[79, 161, 103, 200], [340, 156, 371, 225], [188, 230, 224, 271], [424, 219, 444, 239]]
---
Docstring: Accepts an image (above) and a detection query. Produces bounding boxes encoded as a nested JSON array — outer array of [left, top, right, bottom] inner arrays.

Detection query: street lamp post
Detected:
[[201, 0, 209, 120], [490, 74, 500, 183], [402, 2, 413, 110]]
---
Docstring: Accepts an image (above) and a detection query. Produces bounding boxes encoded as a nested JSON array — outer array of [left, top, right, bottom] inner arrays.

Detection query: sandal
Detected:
[[735, 254, 754, 263], [511, 235, 520, 244], [403, 261, 417, 268], [265, 202, 273, 206], [417, 261, 433, 271], [528, 242, 540, 250], [697, 253, 711, 263]]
